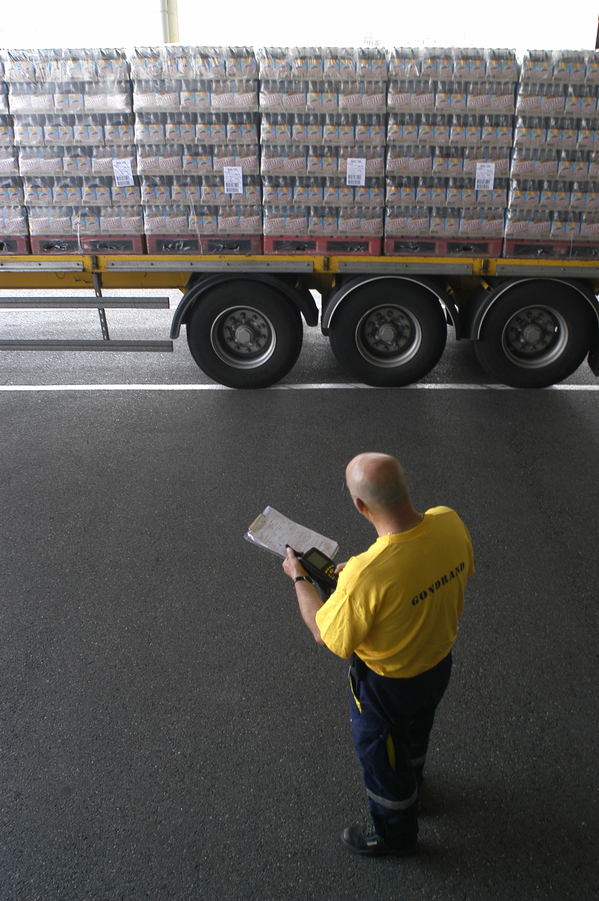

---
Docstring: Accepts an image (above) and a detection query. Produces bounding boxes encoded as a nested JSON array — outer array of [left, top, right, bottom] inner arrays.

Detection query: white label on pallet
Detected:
[[346, 157, 366, 186], [475, 162, 495, 191], [113, 158, 134, 187], [224, 166, 243, 194]]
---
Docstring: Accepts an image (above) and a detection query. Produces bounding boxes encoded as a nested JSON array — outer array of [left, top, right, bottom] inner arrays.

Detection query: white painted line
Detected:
[[0, 382, 598, 392]]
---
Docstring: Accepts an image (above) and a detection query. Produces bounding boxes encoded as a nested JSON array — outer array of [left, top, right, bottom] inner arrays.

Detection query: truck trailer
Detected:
[[1, 44, 599, 389]]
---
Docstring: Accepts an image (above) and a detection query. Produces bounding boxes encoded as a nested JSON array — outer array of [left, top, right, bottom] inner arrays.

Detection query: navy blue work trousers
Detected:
[[349, 651, 453, 850]]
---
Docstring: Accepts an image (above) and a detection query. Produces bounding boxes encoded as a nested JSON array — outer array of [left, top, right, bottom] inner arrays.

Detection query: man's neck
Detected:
[[373, 507, 424, 537]]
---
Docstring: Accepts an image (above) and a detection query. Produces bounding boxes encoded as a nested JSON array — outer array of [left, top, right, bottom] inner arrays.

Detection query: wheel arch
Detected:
[[467, 277, 599, 341], [321, 274, 461, 336], [170, 273, 318, 339]]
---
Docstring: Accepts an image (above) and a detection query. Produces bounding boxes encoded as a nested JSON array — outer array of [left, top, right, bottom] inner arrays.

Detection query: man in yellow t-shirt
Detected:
[[282, 452, 474, 856]]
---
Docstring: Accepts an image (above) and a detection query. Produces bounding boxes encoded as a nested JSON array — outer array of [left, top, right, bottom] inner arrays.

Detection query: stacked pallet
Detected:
[[1, 47, 143, 253], [384, 47, 517, 257], [0, 59, 27, 253], [131, 45, 262, 253], [2, 45, 599, 258], [258, 47, 387, 254], [506, 50, 599, 258]]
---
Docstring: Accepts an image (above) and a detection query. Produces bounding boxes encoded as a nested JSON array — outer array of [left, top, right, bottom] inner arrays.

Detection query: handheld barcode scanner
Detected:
[[286, 545, 338, 592]]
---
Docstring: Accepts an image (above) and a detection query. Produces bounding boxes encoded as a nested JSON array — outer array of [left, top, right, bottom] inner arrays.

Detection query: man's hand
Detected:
[[282, 546, 309, 580], [282, 547, 325, 646], [334, 561, 348, 575]]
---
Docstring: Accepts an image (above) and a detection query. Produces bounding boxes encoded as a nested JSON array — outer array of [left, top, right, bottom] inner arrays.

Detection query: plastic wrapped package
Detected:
[[1, 48, 128, 83], [262, 176, 297, 204], [144, 202, 261, 237], [0, 116, 14, 146], [388, 49, 422, 80], [165, 113, 200, 143], [386, 144, 433, 174], [143, 206, 194, 233], [260, 81, 309, 112], [338, 206, 383, 235], [429, 207, 460, 236], [98, 205, 143, 234], [388, 81, 435, 112], [263, 205, 310, 234], [128, 46, 256, 82], [12, 113, 134, 147], [1, 50, 41, 82], [505, 208, 552, 238], [134, 80, 190, 112], [0, 205, 28, 234], [337, 81, 386, 112], [579, 210, 599, 239], [140, 174, 258, 206], [28, 205, 74, 234], [217, 205, 261, 232], [308, 207, 338, 234], [388, 47, 517, 83], [259, 47, 386, 81], [459, 208, 505, 237], [24, 176, 80, 205], [0, 177, 24, 205], [338, 144, 384, 175], [212, 144, 259, 173], [226, 113, 259, 144], [84, 83, 132, 113], [261, 145, 309, 175], [8, 81, 131, 114], [137, 144, 183, 174], [385, 207, 431, 236], [210, 80, 259, 111], [111, 181, 142, 205]]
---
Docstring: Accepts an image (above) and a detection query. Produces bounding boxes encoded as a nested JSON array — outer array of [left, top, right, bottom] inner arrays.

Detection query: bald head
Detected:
[[346, 453, 410, 511]]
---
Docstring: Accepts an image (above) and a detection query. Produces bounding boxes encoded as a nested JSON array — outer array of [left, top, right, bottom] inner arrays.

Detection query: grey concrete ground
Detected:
[[1, 298, 598, 900]]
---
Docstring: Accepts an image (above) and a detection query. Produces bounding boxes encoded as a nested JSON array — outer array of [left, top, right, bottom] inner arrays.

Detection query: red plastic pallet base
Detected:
[[384, 236, 503, 257], [0, 235, 31, 255], [264, 235, 382, 255], [503, 239, 599, 260], [146, 233, 263, 254], [31, 235, 146, 255]]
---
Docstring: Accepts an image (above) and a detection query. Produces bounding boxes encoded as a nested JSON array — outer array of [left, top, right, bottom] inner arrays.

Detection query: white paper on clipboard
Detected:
[[245, 506, 339, 560]]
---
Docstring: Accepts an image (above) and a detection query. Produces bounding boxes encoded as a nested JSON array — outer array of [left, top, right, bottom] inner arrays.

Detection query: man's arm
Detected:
[[282, 548, 326, 646]]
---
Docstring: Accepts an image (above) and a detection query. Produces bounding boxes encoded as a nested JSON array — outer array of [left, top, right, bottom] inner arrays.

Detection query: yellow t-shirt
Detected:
[[315, 506, 474, 678]]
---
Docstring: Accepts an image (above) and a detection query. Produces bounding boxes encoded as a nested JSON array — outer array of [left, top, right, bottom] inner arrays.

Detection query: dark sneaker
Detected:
[[341, 824, 416, 856]]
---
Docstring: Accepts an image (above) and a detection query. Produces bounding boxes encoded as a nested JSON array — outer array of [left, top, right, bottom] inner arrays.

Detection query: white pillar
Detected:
[[159, 0, 180, 43]]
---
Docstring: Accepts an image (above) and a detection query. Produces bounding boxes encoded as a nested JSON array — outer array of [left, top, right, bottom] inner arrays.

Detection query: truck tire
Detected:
[[186, 282, 303, 388], [328, 281, 447, 386], [473, 282, 596, 388]]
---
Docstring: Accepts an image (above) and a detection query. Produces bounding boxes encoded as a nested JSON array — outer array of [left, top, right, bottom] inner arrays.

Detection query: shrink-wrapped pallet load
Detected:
[[258, 47, 386, 254], [2, 47, 142, 254], [130, 45, 262, 253], [506, 50, 599, 258], [384, 47, 517, 256]]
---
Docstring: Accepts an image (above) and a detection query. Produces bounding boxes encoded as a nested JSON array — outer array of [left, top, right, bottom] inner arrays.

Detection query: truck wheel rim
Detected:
[[211, 306, 276, 369], [502, 306, 568, 369], [355, 305, 422, 368]]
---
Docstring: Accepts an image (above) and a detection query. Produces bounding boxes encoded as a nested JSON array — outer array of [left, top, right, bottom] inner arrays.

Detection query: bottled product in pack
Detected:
[[263, 205, 309, 234], [0, 177, 24, 205], [0, 206, 28, 234]]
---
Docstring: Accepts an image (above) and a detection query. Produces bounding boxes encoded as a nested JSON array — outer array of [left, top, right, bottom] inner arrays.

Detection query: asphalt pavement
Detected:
[[1, 297, 598, 900]]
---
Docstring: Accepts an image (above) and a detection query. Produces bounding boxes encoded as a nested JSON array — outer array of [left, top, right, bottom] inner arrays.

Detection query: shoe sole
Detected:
[[341, 833, 417, 856]]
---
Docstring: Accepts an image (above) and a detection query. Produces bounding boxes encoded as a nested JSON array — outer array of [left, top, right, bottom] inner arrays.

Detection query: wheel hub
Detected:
[[505, 307, 561, 359], [222, 311, 269, 354], [210, 305, 277, 370], [364, 308, 413, 353]]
